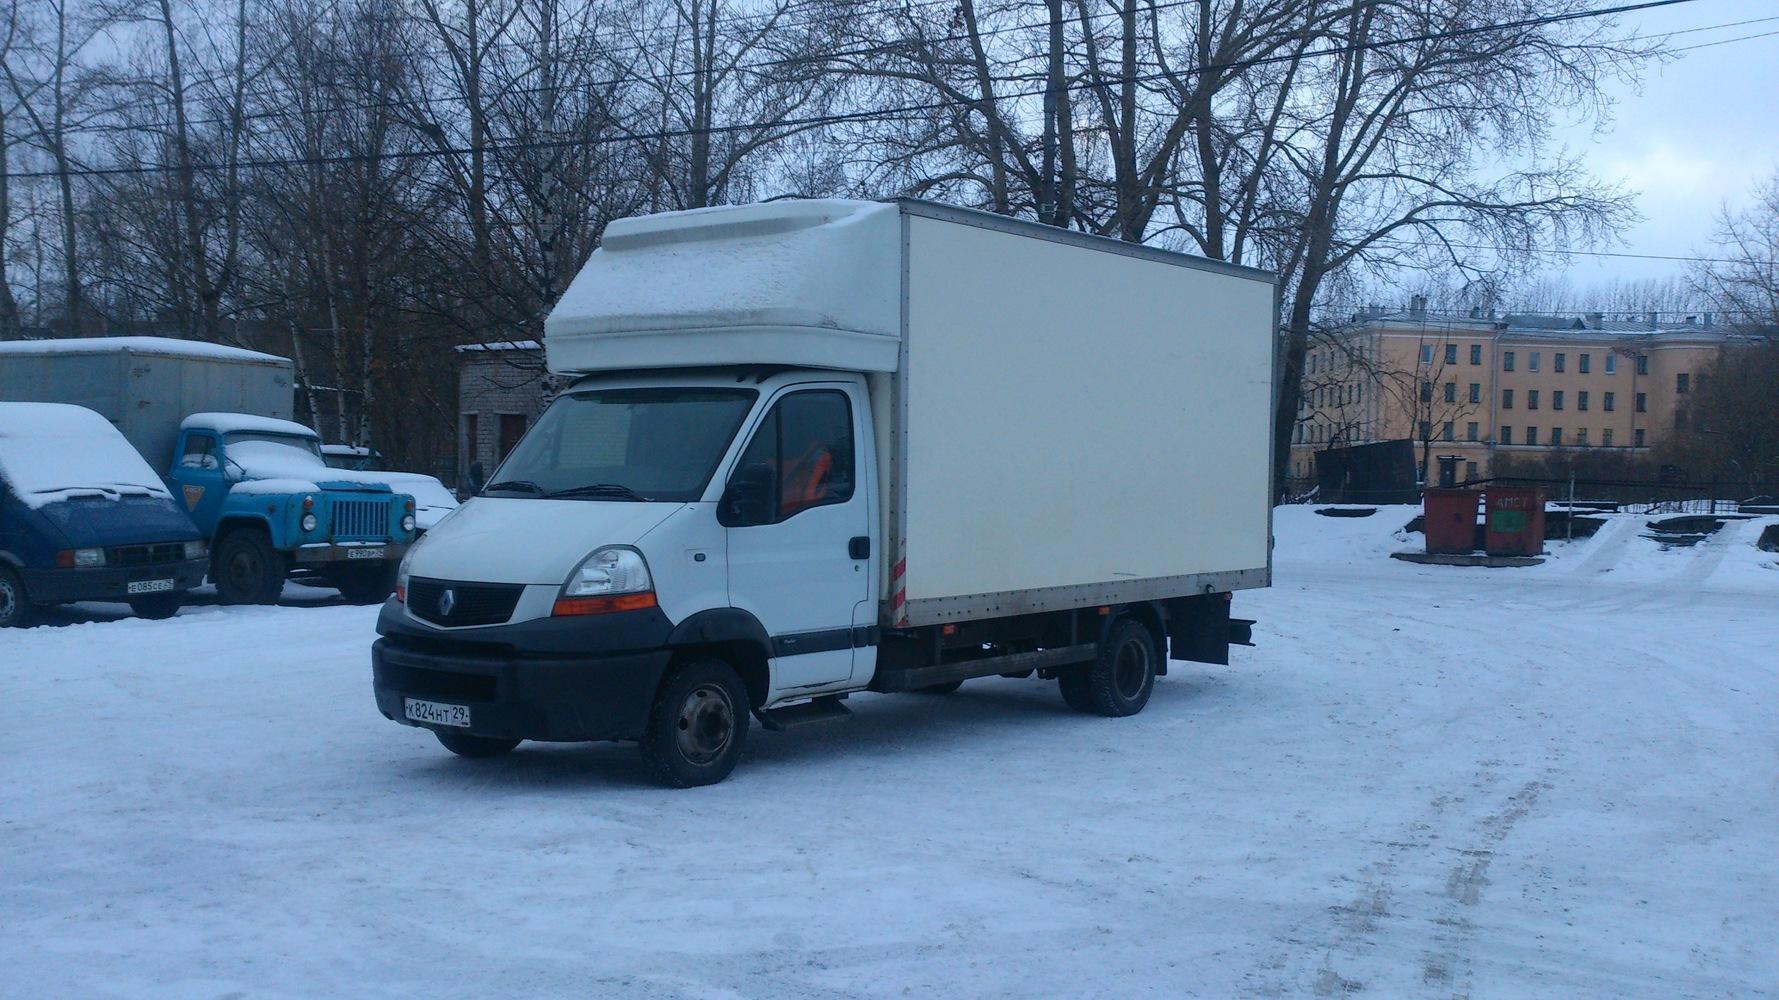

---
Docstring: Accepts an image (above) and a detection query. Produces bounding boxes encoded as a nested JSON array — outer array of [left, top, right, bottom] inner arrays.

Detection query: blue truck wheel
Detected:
[[214, 529, 287, 605]]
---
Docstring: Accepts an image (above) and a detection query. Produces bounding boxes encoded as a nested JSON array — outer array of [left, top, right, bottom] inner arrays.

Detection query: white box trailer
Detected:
[[374, 199, 1276, 785]]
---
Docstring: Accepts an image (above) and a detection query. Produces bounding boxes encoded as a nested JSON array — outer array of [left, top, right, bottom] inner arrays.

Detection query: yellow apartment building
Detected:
[[1289, 302, 1749, 489]]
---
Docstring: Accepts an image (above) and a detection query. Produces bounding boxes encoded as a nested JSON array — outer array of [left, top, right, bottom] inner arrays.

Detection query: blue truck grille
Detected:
[[331, 499, 388, 540]]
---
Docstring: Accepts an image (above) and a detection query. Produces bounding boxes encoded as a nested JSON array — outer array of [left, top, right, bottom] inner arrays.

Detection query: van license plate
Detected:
[[346, 547, 385, 560], [405, 698, 471, 728], [126, 579, 174, 594]]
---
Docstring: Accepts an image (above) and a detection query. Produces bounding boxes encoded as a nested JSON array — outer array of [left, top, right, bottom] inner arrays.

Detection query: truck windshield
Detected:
[[225, 433, 327, 478], [485, 387, 757, 502]]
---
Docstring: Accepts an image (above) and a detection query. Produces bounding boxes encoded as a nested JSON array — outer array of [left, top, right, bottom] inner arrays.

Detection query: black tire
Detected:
[[127, 593, 183, 620], [640, 659, 750, 788], [1057, 668, 1096, 712], [1082, 618, 1158, 717], [435, 731, 521, 758], [213, 529, 286, 605], [0, 565, 34, 628], [915, 680, 964, 694], [333, 564, 396, 604]]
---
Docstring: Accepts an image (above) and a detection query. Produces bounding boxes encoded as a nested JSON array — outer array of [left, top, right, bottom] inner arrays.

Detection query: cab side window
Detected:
[[180, 434, 218, 470], [729, 391, 854, 524]]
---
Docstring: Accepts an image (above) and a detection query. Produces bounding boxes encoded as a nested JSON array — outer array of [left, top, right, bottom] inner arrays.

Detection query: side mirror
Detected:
[[719, 464, 774, 527]]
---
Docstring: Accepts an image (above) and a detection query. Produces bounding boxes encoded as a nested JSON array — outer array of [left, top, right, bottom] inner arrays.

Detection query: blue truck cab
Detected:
[[169, 413, 417, 605], [0, 403, 208, 626]]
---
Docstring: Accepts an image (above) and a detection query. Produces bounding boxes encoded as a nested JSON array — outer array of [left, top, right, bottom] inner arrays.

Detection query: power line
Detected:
[[10, 0, 1714, 181], [1372, 238, 1779, 268]]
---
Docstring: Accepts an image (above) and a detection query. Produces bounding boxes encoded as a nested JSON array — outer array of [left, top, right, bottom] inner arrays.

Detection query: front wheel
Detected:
[[213, 530, 286, 605], [436, 732, 521, 758], [127, 593, 183, 620], [0, 566, 34, 628], [640, 659, 750, 787]]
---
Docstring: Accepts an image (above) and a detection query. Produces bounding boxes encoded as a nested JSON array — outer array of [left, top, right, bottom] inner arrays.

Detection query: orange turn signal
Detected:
[[552, 591, 658, 617]]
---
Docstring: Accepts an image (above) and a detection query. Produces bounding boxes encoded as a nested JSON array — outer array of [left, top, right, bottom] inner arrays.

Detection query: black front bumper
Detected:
[[371, 599, 675, 743], [20, 557, 208, 604]]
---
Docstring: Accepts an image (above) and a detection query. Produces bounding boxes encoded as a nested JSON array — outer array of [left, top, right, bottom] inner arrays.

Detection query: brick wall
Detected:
[[455, 347, 555, 490]]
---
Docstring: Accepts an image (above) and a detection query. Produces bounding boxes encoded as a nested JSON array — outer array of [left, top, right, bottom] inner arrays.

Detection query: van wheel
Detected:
[[915, 680, 963, 694], [1082, 618, 1158, 717], [214, 530, 286, 605], [436, 732, 521, 758], [127, 594, 183, 620], [333, 565, 396, 604], [0, 566, 34, 628], [640, 659, 750, 788]]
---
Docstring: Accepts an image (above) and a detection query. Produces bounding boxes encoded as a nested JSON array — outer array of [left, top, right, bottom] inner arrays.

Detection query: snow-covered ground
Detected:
[[4, 507, 1775, 997]]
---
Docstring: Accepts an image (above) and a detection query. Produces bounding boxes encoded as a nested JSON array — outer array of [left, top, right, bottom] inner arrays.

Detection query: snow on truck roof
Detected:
[[182, 412, 319, 438], [0, 402, 173, 508], [0, 335, 289, 364]]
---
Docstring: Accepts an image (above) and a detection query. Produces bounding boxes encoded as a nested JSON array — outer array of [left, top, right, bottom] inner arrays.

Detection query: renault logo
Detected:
[[438, 588, 457, 617]]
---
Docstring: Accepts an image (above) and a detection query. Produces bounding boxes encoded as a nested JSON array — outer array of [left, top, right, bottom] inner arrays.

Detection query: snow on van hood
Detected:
[[0, 402, 174, 509], [402, 496, 684, 585]]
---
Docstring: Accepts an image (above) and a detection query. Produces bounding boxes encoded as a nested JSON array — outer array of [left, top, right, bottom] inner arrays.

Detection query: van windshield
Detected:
[[484, 387, 757, 502]]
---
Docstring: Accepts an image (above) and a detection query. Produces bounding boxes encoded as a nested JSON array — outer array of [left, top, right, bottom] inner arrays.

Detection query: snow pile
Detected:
[[0, 402, 172, 508], [0, 335, 285, 363]]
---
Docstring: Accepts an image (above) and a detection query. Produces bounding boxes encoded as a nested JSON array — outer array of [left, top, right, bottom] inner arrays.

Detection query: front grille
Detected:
[[407, 577, 524, 628], [380, 659, 499, 702], [331, 498, 387, 540], [107, 542, 185, 567]]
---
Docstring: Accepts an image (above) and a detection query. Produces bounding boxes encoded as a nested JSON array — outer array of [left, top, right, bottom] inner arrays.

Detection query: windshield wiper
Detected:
[[482, 479, 542, 495], [544, 483, 653, 501]]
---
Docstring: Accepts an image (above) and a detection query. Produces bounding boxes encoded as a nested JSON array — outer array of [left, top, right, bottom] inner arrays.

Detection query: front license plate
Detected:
[[126, 579, 175, 595], [404, 698, 471, 728], [346, 546, 385, 560]]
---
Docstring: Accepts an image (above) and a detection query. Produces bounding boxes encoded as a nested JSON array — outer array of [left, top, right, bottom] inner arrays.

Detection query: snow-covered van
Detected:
[[0, 403, 208, 626], [0, 337, 419, 604], [372, 200, 1276, 785]]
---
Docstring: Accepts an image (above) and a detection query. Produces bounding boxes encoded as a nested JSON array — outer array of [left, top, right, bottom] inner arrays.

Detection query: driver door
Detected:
[[722, 386, 871, 696]]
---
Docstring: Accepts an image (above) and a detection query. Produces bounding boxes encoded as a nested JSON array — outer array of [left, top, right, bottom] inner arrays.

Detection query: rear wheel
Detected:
[[0, 566, 34, 628], [1057, 668, 1096, 712], [127, 593, 183, 620], [1082, 618, 1158, 717], [640, 659, 750, 787], [435, 732, 521, 758], [333, 564, 396, 604], [213, 530, 286, 605]]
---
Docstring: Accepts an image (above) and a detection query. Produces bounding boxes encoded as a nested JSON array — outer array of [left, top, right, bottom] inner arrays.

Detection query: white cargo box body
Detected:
[[547, 199, 1276, 627]]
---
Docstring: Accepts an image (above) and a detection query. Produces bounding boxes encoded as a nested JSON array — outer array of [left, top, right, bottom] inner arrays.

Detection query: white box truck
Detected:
[[372, 199, 1276, 785]]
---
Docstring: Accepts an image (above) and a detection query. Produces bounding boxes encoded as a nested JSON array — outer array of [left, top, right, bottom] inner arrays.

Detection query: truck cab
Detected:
[[0, 403, 208, 626], [170, 414, 417, 604]]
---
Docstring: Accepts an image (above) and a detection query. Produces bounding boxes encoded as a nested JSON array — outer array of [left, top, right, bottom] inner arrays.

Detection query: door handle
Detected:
[[848, 536, 870, 560]]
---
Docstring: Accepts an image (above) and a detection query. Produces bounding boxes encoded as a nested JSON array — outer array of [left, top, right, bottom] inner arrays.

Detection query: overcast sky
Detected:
[[1544, 0, 1779, 289]]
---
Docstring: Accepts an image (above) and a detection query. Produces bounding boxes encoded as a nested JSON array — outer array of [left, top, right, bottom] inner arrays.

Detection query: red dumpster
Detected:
[[1423, 488, 1482, 555], [1485, 486, 1546, 556]]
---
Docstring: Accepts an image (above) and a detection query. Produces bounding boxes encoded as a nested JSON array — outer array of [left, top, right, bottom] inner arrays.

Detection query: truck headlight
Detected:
[[554, 546, 656, 616], [301, 513, 319, 532], [401, 514, 416, 533], [395, 545, 416, 603], [183, 539, 207, 560]]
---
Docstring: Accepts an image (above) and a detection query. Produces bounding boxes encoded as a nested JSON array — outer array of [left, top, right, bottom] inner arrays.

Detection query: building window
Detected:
[[1576, 428, 1589, 446], [1525, 426, 1538, 446], [1500, 426, 1513, 445], [1503, 351, 1516, 372], [1527, 390, 1540, 410], [1578, 390, 1589, 411], [1466, 421, 1479, 442], [1419, 344, 1433, 364], [1465, 461, 1477, 481], [1554, 352, 1566, 373], [1604, 391, 1616, 412], [1636, 354, 1648, 375], [1419, 420, 1431, 440], [1635, 392, 1647, 413], [1675, 409, 1687, 431], [1445, 344, 1458, 365], [1697, 373, 1709, 394], [1602, 428, 1613, 447], [1606, 354, 1617, 374], [1635, 428, 1646, 447], [1468, 383, 1481, 404], [1442, 421, 1455, 442], [1470, 344, 1483, 365], [1502, 388, 1514, 409], [1444, 382, 1456, 404], [1676, 372, 1690, 394], [1552, 390, 1564, 410], [1295, 424, 1303, 444], [1420, 381, 1433, 403], [1550, 427, 1563, 446], [1529, 351, 1541, 372], [1579, 353, 1591, 374]]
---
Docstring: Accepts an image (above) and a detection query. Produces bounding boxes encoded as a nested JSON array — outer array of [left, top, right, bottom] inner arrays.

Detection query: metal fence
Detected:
[[1469, 477, 1779, 516]]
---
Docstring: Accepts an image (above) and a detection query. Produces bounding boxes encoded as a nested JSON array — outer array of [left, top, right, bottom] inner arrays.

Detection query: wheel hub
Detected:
[[1113, 638, 1150, 699], [674, 684, 735, 765]]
